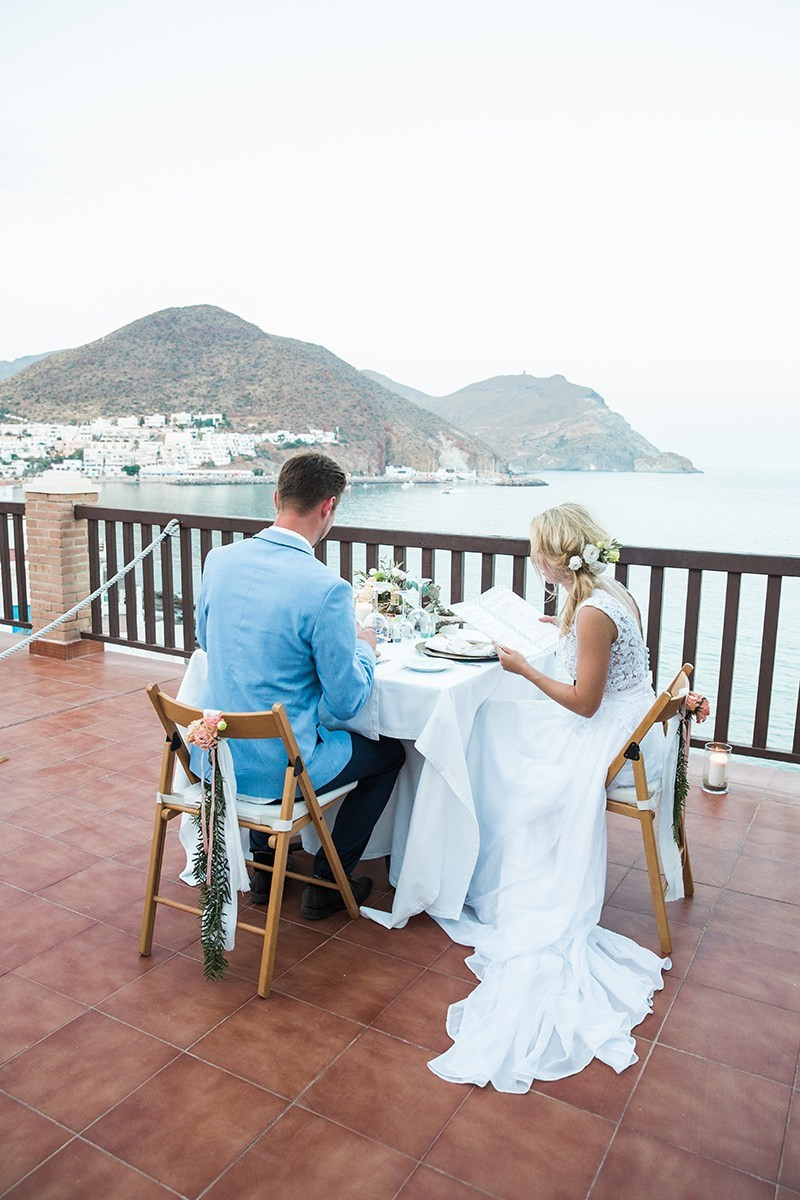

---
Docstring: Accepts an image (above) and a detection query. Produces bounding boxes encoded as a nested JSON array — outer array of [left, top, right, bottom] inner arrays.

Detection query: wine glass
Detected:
[[363, 610, 389, 642]]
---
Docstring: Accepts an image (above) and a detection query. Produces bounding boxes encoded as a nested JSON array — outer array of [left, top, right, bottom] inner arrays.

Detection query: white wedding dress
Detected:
[[428, 584, 671, 1093]]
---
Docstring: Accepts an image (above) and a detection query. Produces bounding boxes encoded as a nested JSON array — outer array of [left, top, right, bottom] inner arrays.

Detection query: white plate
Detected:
[[404, 657, 449, 673]]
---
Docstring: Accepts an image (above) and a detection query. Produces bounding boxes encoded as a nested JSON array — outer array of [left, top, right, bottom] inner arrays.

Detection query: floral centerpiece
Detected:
[[185, 709, 230, 979], [355, 559, 443, 616], [673, 691, 711, 842]]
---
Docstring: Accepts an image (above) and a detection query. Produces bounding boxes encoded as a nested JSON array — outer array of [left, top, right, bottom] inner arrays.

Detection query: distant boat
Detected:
[[441, 487, 457, 494]]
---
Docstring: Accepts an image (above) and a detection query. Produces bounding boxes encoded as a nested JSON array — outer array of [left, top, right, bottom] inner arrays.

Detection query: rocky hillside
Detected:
[[362, 371, 697, 473], [0, 308, 502, 475]]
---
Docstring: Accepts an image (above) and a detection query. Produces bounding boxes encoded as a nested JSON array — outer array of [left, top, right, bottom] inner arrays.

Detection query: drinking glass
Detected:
[[363, 610, 389, 642]]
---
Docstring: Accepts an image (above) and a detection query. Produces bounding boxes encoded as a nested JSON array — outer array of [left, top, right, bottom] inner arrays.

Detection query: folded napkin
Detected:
[[427, 633, 495, 657]]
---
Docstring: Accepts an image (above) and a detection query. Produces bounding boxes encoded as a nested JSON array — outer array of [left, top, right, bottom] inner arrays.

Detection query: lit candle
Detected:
[[707, 751, 728, 788], [355, 600, 372, 624]]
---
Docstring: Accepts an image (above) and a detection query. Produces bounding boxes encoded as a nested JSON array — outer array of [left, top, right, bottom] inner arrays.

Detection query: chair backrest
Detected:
[[147, 683, 311, 816], [605, 663, 693, 790]]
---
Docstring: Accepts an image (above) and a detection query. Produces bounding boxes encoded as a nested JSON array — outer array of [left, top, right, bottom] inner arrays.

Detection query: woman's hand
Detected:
[[493, 641, 529, 676], [538, 615, 559, 625]]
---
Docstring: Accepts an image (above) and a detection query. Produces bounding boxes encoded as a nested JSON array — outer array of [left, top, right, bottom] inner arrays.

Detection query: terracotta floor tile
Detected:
[[0, 895, 95, 971], [689, 791, 763, 824], [204, 1105, 412, 1200], [425, 1086, 613, 1200], [534, 1036, 649, 1119], [607, 868, 720, 926], [395, 1166, 490, 1200], [686, 811, 749, 850], [10, 759, 112, 799], [99, 952, 256, 1047], [113, 826, 188, 877], [727, 853, 800, 905], [688, 929, 800, 1011], [0, 1008, 178, 1130], [87, 1053, 286, 1199], [192, 992, 361, 1097], [4, 795, 103, 836], [591, 1127, 775, 1200], [16, 921, 173, 1004], [660, 980, 800, 1084], [276, 937, 423, 1023], [765, 768, 800, 798], [623, 1043, 791, 1179], [0, 819, 40, 853], [708, 889, 800, 952], [58, 809, 153, 857], [743, 823, 800, 865], [38, 857, 148, 920], [781, 1090, 800, 1192], [375, 968, 477, 1054], [301, 1028, 466, 1158], [0, 973, 86, 1063], [104, 878, 203, 950], [180, 914, 329, 984], [633, 974, 682, 1042], [4, 1138, 176, 1200], [0, 839, 100, 893], [427, 942, 477, 982], [606, 815, 645, 866], [0, 1092, 72, 1194], [599, 906, 702, 978], [0, 879, 26, 908], [338, 905, 452, 966]]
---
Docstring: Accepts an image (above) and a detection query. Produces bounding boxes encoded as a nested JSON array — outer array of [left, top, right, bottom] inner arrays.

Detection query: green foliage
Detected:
[[191, 763, 231, 980], [122, 464, 140, 476]]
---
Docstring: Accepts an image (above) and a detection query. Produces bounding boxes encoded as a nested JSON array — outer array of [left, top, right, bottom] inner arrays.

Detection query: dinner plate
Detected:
[[405, 656, 450, 672], [415, 640, 498, 663]]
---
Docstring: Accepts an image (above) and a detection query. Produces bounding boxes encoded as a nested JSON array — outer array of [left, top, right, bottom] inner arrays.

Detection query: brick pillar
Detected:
[[24, 474, 105, 660]]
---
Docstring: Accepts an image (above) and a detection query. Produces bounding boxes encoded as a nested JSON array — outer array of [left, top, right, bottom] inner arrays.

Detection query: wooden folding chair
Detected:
[[605, 663, 695, 956], [140, 684, 360, 997]]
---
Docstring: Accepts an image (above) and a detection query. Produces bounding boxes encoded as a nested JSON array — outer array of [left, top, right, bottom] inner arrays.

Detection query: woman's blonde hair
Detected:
[[529, 503, 612, 635]]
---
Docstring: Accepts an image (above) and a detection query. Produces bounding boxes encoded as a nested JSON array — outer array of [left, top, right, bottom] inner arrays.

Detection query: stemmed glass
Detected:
[[362, 588, 390, 643], [404, 574, 435, 640]]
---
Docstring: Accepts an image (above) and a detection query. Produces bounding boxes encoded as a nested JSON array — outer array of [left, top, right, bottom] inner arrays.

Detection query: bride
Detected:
[[429, 503, 671, 1093]]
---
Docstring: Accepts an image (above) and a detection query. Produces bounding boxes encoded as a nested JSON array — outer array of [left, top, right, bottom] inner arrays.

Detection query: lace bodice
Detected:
[[561, 587, 649, 693]]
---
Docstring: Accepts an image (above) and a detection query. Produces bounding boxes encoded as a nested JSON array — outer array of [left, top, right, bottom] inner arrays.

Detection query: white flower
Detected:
[[368, 568, 378, 576], [373, 581, 393, 595], [568, 555, 583, 570], [583, 543, 600, 564], [393, 568, 407, 580]]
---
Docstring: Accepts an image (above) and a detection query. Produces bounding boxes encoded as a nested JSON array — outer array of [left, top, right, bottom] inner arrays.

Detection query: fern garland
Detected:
[[673, 716, 690, 844], [191, 756, 231, 980]]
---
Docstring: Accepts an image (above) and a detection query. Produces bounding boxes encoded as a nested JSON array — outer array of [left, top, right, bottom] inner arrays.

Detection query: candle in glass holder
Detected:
[[707, 752, 728, 788]]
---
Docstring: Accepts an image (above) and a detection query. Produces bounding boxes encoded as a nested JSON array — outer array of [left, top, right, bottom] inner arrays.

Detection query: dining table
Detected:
[[312, 637, 557, 929]]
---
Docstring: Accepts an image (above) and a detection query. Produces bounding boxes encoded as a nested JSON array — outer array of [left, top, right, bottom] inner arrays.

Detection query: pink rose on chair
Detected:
[[685, 693, 710, 723], [186, 710, 228, 750]]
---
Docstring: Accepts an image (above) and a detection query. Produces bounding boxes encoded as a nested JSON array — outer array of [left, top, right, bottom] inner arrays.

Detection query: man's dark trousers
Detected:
[[250, 733, 405, 878]]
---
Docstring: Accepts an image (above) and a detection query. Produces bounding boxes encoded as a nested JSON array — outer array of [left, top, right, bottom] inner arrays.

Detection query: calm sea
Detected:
[[92, 469, 798, 758]]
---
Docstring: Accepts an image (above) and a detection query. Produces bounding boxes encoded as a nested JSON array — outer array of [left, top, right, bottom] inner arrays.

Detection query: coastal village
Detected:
[[0, 411, 486, 485]]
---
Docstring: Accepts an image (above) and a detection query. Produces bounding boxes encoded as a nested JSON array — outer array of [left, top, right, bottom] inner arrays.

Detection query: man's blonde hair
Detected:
[[529, 503, 612, 635]]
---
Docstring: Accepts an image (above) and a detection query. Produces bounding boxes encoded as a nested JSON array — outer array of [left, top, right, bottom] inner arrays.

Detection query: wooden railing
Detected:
[[16, 503, 796, 767], [0, 501, 31, 630]]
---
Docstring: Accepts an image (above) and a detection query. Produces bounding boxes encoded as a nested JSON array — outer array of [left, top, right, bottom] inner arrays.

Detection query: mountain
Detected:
[[0, 351, 55, 382], [363, 371, 697, 473], [0, 307, 503, 475]]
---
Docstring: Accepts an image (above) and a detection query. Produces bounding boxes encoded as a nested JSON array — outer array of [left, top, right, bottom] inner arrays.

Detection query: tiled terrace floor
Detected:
[[1, 639, 799, 1200]]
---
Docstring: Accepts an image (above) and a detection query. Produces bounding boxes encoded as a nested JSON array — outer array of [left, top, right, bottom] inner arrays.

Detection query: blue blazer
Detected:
[[194, 527, 375, 798]]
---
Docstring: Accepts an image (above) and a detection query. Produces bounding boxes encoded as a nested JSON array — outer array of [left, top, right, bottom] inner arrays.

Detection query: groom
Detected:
[[194, 450, 405, 918]]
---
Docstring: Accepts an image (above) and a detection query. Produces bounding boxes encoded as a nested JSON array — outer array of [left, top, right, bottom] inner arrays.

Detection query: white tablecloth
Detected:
[[318, 640, 555, 929]]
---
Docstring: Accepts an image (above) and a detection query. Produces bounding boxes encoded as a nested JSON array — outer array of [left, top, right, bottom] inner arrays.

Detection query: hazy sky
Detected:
[[2, 0, 798, 469]]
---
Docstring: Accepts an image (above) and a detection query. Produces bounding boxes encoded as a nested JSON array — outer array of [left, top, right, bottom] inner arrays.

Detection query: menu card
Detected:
[[450, 585, 560, 658]]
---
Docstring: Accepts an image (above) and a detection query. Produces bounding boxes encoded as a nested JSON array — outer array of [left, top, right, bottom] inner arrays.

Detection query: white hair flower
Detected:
[[583, 544, 601, 564], [568, 555, 583, 570]]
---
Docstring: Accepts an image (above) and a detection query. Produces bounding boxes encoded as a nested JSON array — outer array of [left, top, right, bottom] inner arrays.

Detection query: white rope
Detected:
[[0, 518, 181, 662]]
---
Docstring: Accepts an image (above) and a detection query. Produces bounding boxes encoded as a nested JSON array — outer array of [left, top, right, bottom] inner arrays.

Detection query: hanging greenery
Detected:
[[185, 711, 230, 980]]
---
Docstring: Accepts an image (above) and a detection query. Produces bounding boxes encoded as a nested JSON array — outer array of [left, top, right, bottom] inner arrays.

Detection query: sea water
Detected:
[[97, 468, 798, 757]]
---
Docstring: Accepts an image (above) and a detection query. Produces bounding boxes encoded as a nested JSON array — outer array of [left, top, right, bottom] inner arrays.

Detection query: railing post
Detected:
[[24, 474, 104, 659]]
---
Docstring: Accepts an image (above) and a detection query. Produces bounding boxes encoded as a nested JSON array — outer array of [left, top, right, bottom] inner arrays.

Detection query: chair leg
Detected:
[[308, 796, 360, 920], [638, 810, 672, 956], [678, 812, 695, 897], [256, 831, 291, 998], [139, 801, 168, 956]]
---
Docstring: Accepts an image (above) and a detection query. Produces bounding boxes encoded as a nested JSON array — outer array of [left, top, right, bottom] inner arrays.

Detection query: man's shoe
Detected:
[[300, 875, 372, 920], [249, 849, 296, 906]]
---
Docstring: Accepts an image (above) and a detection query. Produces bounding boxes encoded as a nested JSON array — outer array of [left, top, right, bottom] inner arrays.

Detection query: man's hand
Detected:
[[357, 624, 378, 651]]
